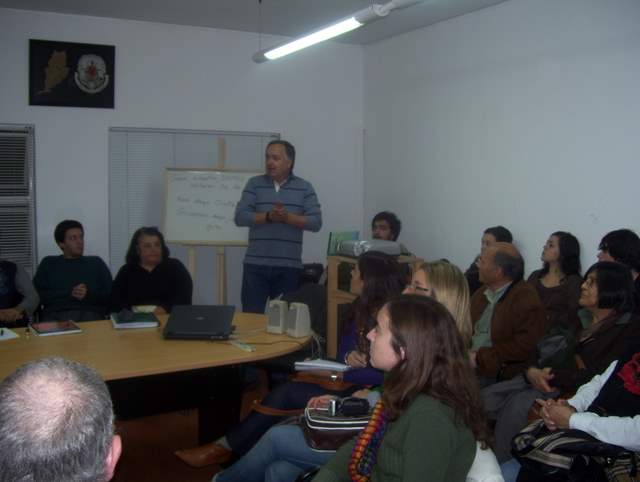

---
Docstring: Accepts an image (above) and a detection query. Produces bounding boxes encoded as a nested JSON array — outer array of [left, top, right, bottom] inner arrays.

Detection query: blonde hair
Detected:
[[414, 260, 472, 347]]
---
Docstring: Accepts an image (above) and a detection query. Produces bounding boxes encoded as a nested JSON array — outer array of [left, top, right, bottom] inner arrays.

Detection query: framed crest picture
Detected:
[[29, 39, 115, 108]]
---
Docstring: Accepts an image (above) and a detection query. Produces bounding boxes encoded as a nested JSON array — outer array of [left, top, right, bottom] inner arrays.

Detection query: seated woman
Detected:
[[406, 260, 472, 346], [527, 231, 582, 333], [312, 295, 489, 481], [502, 336, 640, 482], [208, 260, 477, 482], [109, 226, 192, 315], [483, 261, 640, 463], [175, 251, 405, 468], [597, 228, 640, 311]]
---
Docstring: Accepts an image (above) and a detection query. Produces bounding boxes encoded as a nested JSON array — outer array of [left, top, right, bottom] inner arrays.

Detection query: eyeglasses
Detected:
[[407, 283, 431, 295]]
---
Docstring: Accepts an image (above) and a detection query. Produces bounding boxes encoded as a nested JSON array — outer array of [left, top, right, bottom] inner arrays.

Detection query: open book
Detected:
[[294, 359, 351, 372]]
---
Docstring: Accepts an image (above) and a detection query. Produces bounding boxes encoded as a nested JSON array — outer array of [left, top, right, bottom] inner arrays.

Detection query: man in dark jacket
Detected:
[[469, 242, 548, 384]]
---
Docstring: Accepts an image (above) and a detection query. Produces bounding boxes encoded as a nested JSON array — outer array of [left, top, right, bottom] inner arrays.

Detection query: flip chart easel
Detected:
[[164, 138, 260, 304]]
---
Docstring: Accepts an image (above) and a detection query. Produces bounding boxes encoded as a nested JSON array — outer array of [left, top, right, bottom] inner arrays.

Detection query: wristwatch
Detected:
[[344, 351, 352, 367], [265, 211, 272, 223]]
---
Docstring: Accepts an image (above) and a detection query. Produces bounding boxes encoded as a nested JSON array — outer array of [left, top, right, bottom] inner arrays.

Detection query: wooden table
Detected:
[[0, 312, 306, 381], [0, 312, 308, 443]]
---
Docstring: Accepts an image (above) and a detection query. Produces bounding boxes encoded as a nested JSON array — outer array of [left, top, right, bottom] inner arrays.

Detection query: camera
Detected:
[[328, 397, 370, 417]]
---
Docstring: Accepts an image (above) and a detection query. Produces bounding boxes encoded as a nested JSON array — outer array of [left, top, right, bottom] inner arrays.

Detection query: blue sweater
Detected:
[[235, 174, 322, 269]]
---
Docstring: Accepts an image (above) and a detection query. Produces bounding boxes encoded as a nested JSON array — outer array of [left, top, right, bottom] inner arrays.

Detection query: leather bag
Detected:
[[512, 419, 639, 481], [299, 406, 370, 452]]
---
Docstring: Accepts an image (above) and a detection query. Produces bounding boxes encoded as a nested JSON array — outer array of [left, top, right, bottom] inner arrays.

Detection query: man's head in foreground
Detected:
[[0, 357, 121, 482]]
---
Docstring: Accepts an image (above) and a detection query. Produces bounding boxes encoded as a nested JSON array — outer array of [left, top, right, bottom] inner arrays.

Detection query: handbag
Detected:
[[512, 419, 639, 481], [536, 325, 577, 370], [299, 401, 371, 451]]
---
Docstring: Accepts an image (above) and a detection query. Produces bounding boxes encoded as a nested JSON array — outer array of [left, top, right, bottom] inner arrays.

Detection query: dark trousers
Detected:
[[226, 381, 357, 456], [241, 264, 301, 314], [482, 375, 558, 463]]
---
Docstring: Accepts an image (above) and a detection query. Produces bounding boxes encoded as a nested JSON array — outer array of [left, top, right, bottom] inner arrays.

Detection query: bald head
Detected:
[[492, 242, 520, 259], [479, 243, 524, 288], [0, 357, 119, 482]]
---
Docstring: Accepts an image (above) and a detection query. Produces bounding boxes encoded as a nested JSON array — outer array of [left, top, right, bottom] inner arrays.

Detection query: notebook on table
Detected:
[[29, 320, 82, 336], [162, 305, 235, 340]]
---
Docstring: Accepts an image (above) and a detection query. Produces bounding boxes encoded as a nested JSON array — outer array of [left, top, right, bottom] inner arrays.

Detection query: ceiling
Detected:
[[0, 0, 507, 45]]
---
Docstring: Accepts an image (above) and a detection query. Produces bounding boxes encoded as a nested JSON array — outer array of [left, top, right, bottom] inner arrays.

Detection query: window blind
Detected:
[[0, 126, 36, 274]]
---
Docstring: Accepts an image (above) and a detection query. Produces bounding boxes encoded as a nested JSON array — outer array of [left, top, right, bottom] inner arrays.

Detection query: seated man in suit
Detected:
[[469, 242, 548, 386], [0, 357, 122, 482], [34, 220, 112, 321], [0, 257, 39, 326]]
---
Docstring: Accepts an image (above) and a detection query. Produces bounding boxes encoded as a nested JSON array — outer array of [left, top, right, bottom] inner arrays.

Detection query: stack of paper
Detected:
[[294, 359, 351, 372], [0, 328, 19, 341]]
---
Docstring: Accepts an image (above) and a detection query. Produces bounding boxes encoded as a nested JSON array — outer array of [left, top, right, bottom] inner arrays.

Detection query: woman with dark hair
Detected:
[[202, 260, 482, 482], [109, 226, 192, 315], [527, 232, 582, 333], [484, 261, 640, 463], [311, 295, 490, 481], [597, 228, 640, 311], [175, 251, 405, 469]]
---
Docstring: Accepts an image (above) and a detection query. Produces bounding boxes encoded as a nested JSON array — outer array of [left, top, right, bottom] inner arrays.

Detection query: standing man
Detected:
[[34, 220, 112, 321], [235, 140, 322, 313]]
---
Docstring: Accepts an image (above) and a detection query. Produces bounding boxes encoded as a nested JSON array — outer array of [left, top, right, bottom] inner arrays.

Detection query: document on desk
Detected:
[[0, 328, 19, 341], [295, 359, 351, 372]]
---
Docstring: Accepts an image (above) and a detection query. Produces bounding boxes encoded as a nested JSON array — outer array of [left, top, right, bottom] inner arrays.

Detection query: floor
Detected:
[[112, 410, 221, 482], [111, 372, 267, 482]]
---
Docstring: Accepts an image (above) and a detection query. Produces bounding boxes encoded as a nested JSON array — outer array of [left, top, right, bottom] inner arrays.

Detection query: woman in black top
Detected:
[[527, 231, 582, 333], [110, 227, 192, 315]]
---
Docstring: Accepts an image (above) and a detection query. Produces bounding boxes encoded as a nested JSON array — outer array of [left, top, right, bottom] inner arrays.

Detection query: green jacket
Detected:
[[313, 394, 476, 482]]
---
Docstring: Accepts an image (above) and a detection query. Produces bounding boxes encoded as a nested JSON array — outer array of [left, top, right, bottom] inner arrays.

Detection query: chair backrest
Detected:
[[466, 442, 505, 482]]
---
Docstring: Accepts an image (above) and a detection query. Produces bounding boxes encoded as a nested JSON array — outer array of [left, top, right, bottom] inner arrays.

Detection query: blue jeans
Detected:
[[215, 425, 334, 482], [241, 264, 301, 314], [500, 458, 521, 482]]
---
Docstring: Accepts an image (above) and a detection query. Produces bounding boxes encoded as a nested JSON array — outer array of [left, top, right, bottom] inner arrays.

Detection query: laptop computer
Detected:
[[163, 305, 235, 340]]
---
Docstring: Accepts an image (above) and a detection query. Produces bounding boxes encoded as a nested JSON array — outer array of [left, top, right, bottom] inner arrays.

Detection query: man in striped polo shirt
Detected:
[[235, 140, 322, 313]]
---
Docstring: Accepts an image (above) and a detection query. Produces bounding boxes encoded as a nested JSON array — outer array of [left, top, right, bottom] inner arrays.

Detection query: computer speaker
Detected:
[[286, 302, 311, 338], [267, 299, 288, 334]]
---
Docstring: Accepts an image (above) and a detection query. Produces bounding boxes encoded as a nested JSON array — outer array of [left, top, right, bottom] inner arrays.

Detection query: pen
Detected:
[[229, 340, 255, 352]]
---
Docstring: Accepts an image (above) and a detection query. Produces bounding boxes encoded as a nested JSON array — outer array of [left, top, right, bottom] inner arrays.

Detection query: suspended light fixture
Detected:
[[253, 0, 425, 63]]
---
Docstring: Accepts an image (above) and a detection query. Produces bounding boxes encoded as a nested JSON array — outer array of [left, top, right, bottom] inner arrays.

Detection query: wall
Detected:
[[0, 8, 364, 305], [364, 0, 640, 274]]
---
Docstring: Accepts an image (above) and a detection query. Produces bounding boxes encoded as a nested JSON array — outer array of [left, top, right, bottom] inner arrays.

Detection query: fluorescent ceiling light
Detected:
[[253, 1, 424, 63], [263, 17, 362, 61]]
